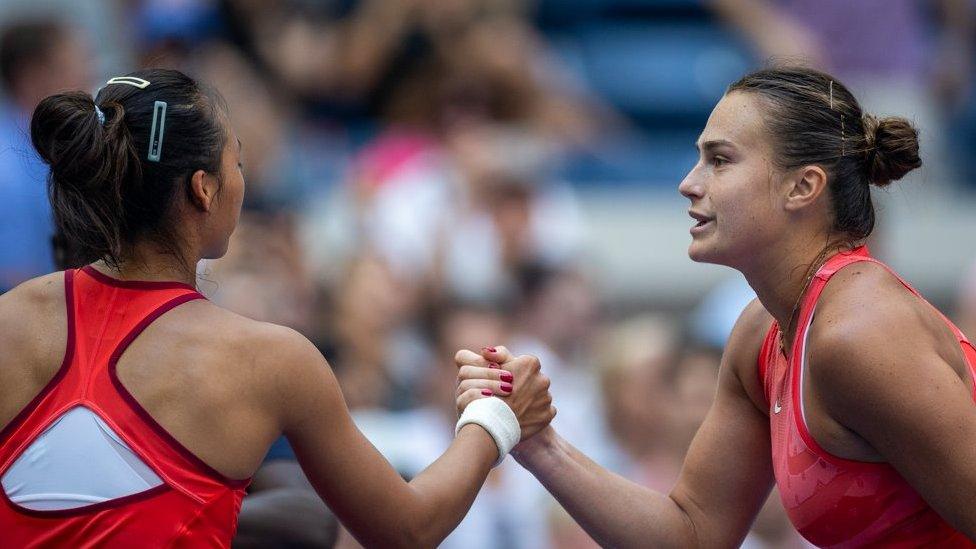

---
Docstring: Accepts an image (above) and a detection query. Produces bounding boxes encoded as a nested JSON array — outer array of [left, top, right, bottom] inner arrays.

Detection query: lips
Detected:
[[688, 210, 714, 227]]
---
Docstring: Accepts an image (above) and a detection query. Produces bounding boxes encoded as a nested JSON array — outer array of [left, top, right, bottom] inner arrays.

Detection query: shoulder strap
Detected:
[[0, 270, 77, 466], [70, 268, 204, 399], [786, 247, 871, 362], [757, 321, 779, 407]]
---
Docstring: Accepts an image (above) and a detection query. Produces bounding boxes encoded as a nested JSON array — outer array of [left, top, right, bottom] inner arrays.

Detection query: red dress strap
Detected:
[[757, 320, 779, 408]]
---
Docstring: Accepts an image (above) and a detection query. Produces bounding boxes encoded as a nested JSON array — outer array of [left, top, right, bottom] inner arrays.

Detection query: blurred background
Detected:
[[1, 0, 974, 547]]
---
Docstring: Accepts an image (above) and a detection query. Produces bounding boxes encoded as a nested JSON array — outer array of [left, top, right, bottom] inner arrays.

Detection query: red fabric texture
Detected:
[[0, 268, 249, 548], [759, 246, 976, 548]]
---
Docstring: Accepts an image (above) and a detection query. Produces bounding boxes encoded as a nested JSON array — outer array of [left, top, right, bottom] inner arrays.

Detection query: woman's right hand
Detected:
[[455, 346, 556, 441]]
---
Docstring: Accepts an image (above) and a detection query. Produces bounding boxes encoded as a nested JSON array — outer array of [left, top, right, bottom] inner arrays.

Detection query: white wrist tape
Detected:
[[455, 396, 521, 466]]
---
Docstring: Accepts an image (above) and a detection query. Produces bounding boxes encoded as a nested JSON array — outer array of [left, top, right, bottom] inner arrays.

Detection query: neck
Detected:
[[91, 243, 199, 287], [740, 235, 850, 345]]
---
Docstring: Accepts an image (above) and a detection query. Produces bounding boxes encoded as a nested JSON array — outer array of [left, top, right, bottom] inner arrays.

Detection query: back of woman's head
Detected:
[[728, 66, 922, 241], [31, 68, 226, 269]]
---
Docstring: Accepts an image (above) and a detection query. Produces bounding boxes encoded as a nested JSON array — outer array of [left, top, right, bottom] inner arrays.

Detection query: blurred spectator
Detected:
[[597, 314, 682, 492], [0, 17, 90, 290], [670, 347, 722, 454], [327, 252, 433, 410], [306, 120, 586, 305], [234, 449, 339, 548], [691, 275, 757, 350], [509, 264, 624, 469], [206, 212, 315, 334], [192, 41, 305, 208], [710, 0, 971, 88], [440, 123, 585, 300], [710, 0, 975, 189], [296, 0, 597, 303]]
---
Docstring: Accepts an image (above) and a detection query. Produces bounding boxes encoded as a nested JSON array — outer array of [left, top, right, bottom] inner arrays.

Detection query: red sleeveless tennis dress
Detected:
[[758, 246, 976, 547], [0, 267, 250, 547]]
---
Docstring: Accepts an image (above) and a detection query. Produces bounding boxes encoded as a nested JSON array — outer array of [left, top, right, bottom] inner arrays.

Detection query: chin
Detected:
[[202, 242, 231, 260], [687, 239, 717, 264], [687, 239, 734, 267]]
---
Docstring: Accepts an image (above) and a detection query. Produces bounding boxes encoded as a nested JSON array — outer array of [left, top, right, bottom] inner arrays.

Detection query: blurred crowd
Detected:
[[1, 1, 975, 547]]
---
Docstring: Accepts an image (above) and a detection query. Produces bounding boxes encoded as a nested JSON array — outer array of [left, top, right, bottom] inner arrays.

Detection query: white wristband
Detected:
[[455, 396, 521, 466]]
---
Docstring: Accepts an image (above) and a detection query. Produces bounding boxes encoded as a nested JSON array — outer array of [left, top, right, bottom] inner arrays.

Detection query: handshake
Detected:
[[453, 346, 557, 464]]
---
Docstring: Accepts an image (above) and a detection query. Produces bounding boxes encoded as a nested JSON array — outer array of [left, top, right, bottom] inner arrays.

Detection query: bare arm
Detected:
[[267, 330, 551, 548], [462, 300, 776, 548], [811, 267, 976, 537]]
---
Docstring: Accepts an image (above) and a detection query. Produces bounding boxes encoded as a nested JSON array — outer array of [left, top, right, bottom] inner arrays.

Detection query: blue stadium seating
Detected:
[[551, 22, 751, 125], [548, 18, 754, 185], [535, 0, 710, 28]]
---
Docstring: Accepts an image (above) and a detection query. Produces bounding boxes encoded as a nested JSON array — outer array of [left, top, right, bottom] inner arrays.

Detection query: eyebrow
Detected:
[[695, 139, 736, 152]]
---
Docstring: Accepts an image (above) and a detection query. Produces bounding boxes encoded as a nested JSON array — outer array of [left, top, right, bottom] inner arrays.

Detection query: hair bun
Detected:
[[862, 114, 921, 187]]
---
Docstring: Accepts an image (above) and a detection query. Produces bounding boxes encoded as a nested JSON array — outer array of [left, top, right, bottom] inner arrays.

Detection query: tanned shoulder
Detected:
[[0, 272, 65, 356], [187, 302, 331, 425], [807, 260, 968, 434]]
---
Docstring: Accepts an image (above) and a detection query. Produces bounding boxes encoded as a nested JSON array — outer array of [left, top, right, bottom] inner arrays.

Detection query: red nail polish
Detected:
[[483, 346, 497, 353], [500, 383, 513, 393], [481, 389, 493, 396], [500, 372, 513, 383], [488, 362, 500, 369]]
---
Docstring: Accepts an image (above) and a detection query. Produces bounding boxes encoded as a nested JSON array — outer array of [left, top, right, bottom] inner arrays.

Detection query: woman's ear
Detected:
[[188, 169, 219, 212], [784, 164, 828, 212]]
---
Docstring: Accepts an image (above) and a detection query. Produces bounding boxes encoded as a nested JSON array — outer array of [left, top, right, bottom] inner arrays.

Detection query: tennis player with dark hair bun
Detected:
[[458, 66, 976, 547], [0, 68, 555, 548]]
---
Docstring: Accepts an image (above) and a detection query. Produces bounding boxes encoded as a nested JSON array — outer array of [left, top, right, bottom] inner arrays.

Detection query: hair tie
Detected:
[[94, 105, 106, 126]]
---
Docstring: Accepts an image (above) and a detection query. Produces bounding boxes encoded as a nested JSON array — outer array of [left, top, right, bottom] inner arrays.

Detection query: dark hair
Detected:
[[728, 66, 921, 241], [0, 19, 67, 92], [30, 68, 227, 270]]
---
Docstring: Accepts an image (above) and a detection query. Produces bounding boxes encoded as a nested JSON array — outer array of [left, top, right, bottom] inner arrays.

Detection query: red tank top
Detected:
[[758, 246, 976, 548], [0, 267, 250, 548]]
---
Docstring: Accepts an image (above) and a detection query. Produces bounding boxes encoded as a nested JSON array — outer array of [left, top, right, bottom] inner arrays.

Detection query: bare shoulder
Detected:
[[810, 260, 949, 370], [0, 271, 65, 315], [0, 272, 66, 351], [813, 260, 918, 331], [172, 300, 322, 374], [190, 303, 342, 430], [723, 297, 775, 411], [807, 260, 968, 419], [169, 300, 330, 404]]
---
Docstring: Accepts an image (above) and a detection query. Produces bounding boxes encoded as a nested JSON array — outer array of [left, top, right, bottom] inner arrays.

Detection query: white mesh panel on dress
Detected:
[[1, 406, 163, 510]]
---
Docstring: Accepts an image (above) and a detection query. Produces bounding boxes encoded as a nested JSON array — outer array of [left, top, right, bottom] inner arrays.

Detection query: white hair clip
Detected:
[[105, 76, 150, 89], [147, 101, 167, 162]]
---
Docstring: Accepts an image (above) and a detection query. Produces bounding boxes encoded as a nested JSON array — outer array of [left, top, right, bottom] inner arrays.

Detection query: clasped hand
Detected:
[[454, 346, 556, 443]]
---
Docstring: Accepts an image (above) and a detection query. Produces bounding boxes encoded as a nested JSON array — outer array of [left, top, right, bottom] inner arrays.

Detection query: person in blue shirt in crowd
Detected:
[[0, 18, 91, 292]]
